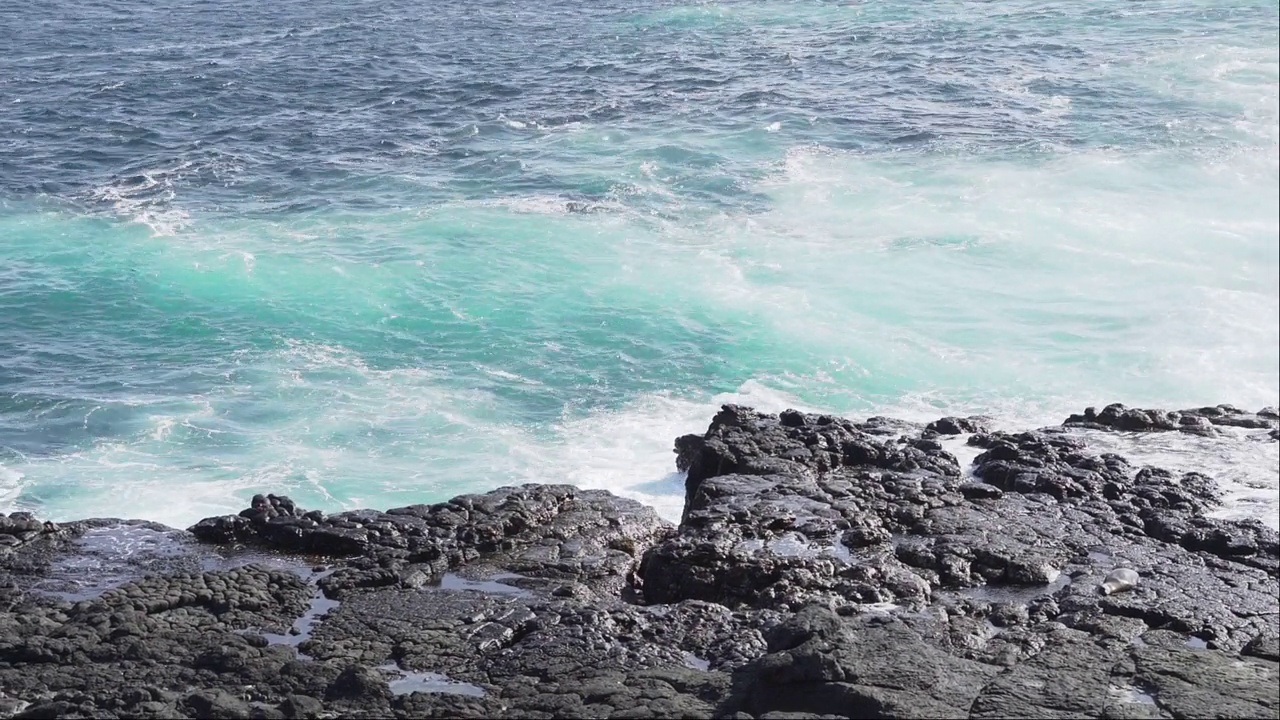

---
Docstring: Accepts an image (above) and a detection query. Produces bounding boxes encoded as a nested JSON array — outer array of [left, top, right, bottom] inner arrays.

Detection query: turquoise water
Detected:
[[2, 0, 1277, 528]]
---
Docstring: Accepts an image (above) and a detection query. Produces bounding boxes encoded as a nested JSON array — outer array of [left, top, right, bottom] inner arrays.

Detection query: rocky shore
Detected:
[[1, 402, 1277, 719]]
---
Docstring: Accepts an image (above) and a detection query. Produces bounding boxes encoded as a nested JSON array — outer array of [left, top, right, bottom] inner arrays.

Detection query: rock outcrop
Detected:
[[1063, 402, 1278, 440], [1, 404, 1276, 719]]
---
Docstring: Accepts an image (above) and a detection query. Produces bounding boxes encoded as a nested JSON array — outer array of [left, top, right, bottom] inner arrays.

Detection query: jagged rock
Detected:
[[1, 403, 1275, 719], [1064, 403, 1278, 437], [277, 694, 324, 719], [327, 665, 392, 702], [191, 483, 668, 602], [925, 416, 990, 436], [183, 689, 252, 719]]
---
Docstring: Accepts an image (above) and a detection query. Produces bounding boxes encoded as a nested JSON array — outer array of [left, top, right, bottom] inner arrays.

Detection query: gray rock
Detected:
[[1, 403, 1275, 719], [1064, 403, 1278, 437]]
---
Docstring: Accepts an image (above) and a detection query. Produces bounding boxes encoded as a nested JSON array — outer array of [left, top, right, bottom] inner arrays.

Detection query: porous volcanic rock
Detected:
[[1, 404, 1275, 719]]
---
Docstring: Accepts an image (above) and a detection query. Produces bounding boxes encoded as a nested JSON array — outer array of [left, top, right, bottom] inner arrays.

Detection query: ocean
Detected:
[[2, 0, 1277, 530]]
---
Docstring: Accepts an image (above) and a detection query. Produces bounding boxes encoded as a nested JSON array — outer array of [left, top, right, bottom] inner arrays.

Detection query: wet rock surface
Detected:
[[1063, 402, 1279, 440], [1, 405, 1276, 719]]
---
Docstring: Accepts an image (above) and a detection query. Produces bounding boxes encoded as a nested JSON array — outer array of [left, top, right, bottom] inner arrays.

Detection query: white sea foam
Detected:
[[721, 144, 1279, 413], [3, 325, 1275, 533], [87, 156, 242, 236], [1078, 427, 1280, 529], [0, 466, 24, 506], [527, 380, 816, 522]]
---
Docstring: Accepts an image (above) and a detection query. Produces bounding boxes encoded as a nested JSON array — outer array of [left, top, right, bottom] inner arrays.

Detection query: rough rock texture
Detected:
[[187, 484, 666, 604], [1063, 403, 1278, 440], [1, 404, 1276, 719]]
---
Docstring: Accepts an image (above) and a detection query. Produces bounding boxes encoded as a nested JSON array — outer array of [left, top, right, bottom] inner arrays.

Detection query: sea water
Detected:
[[1, 0, 1276, 529]]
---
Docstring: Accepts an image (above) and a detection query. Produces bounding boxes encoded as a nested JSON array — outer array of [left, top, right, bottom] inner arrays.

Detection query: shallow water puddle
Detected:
[[958, 573, 1073, 605], [377, 663, 486, 697], [33, 523, 335, 603], [34, 525, 197, 601], [733, 530, 853, 563], [434, 571, 531, 597], [259, 568, 338, 659], [681, 651, 711, 671], [1087, 548, 1114, 565]]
